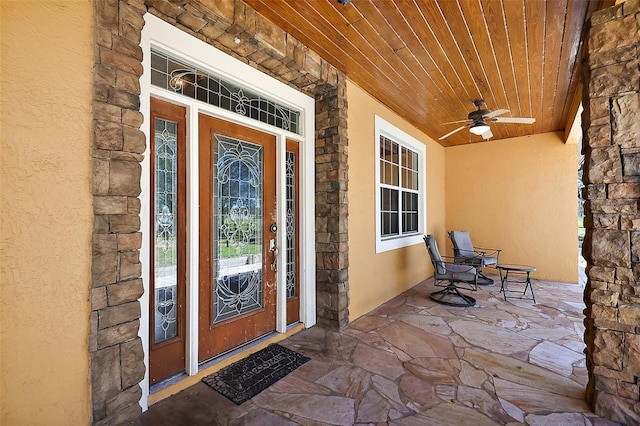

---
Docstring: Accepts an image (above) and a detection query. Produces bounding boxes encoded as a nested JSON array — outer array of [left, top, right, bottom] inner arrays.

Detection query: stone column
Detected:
[[315, 77, 350, 330], [582, 0, 640, 423], [90, 0, 147, 424]]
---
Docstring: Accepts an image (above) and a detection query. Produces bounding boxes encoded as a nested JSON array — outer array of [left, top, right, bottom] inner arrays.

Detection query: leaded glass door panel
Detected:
[[285, 139, 300, 325], [198, 115, 277, 361], [149, 98, 187, 384]]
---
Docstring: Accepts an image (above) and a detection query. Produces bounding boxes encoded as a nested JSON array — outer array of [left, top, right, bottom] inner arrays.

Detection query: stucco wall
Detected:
[[0, 1, 93, 424], [445, 132, 578, 283], [347, 81, 445, 321]]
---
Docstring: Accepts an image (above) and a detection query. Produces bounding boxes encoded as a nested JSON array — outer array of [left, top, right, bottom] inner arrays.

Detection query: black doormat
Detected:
[[202, 344, 310, 405]]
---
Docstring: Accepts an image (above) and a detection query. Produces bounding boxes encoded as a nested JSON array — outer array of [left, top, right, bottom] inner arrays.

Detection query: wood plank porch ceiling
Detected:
[[243, 0, 611, 147]]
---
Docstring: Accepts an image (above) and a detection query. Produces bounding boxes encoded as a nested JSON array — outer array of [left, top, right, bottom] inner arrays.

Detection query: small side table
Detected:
[[497, 264, 536, 303]]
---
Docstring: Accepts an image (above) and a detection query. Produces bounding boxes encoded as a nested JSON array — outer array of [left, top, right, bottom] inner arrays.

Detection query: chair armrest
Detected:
[[474, 246, 501, 252], [452, 252, 485, 266], [441, 255, 478, 272], [443, 262, 478, 274], [474, 247, 501, 257], [440, 255, 483, 265]]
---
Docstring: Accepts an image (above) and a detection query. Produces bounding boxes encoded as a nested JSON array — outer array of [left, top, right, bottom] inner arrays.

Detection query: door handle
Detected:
[[269, 238, 278, 271]]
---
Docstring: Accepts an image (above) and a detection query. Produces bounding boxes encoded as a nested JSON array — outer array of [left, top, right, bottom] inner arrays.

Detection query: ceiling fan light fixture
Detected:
[[438, 101, 534, 141], [469, 123, 490, 135]]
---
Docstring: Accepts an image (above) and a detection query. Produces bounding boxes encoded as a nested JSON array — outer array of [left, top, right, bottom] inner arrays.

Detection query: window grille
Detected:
[[375, 116, 425, 253], [151, 49, 301, 135], [379, 136, 420, 238]]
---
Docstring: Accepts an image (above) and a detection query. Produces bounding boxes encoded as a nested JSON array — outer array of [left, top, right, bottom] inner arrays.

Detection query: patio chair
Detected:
[[448, 230, 501, 285], [423, 235, 478, 307]]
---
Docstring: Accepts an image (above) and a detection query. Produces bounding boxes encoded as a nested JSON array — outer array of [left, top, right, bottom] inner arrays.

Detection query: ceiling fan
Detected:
[[438, 99, 536, 141]]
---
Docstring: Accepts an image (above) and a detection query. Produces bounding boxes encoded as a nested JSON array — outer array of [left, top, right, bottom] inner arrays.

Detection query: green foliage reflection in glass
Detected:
[[215, 135, 263, 260], [213, 134, 264, 322], [154, 118, 179, 342], [155, 118, 178, 269]]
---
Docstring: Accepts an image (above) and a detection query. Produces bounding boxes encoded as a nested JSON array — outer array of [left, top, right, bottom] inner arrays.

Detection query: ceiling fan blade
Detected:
[[492, 117, 536, 124], [481, 129, 493, 140], [483, 109, 509, 119], [442, 119, 472, 125], [438, 125, 467, 140]]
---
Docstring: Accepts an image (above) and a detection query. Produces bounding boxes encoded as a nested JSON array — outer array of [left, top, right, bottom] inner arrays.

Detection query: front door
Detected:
[[198, 114, 277, 361]]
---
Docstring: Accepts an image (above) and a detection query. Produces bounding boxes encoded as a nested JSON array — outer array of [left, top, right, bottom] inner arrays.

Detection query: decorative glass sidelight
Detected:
[[154, 118, 179, 343], [285, 151, 297, 299], [150, 49, 301, 135], [213, 135, 264, 323]]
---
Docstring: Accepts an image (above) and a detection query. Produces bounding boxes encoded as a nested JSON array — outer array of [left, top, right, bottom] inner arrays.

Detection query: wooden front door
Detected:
[[198, 114, 277, 361], [149, 98, 187, 384]]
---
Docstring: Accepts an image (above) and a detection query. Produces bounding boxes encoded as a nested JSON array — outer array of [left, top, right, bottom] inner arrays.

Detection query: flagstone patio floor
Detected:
[[138, 275, 622, 425]]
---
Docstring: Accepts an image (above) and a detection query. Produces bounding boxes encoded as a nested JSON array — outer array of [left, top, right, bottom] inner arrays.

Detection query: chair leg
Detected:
[[430, 284, 476, 307]]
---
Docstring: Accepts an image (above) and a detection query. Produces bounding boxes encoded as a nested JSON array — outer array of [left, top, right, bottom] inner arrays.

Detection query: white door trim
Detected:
[[139, 13, 316, 410]]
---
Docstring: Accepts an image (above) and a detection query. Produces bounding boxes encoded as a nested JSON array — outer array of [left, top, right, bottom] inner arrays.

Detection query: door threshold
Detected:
[[149, 371, 189, 395], [147, 323, 304, 406], [197, 331, 280, 372], [198, 322, 302, 371], [148, 333, 277, 395]]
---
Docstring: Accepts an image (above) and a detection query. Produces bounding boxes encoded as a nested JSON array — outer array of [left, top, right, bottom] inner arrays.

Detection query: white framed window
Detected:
[[375, 115, 426, 253]]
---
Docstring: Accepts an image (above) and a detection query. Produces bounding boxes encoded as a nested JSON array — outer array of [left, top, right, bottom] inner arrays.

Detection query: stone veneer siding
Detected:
[[90, 0, 349, 424], [582, 0, 640, 424]]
